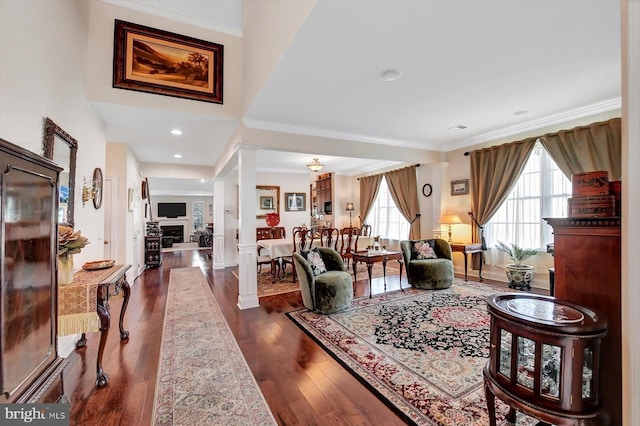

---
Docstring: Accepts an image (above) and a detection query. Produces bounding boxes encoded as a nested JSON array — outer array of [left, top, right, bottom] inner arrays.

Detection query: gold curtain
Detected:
[[384, 165, 421, 239], [469, 138, 537, 269], [539, 118, 621, 181], [359, 174, 383, 227]]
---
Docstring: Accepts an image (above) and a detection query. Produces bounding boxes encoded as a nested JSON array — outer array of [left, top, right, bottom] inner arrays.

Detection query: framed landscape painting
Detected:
[[113, 20, 223, 104]]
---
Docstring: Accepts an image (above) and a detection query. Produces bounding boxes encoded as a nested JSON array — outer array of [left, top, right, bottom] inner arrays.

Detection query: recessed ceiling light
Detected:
[[171, 129, 183, 135], [447, 125, 468, 130], [513, 110, 529, 116], [200, 179, 206, 183], [173, 154, 182, 159], [378, 69, 401, 82]]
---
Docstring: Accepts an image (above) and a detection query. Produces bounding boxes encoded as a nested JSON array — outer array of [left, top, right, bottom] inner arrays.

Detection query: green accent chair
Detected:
[[400, 239, 454, 289], [292, 247, 353, 314]]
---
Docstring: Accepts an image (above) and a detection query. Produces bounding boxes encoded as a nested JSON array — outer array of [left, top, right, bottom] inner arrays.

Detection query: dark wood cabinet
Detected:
[[256, 226, 285, 240], [316, 175, 332, 214], [144, 236, 162, 267], [484, 293, 608, 425], [1, 138, 66, 403], [544, 217, 621, 425]]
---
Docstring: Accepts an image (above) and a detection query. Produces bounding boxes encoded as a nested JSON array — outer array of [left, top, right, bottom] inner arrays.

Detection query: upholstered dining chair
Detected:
[[281, 228, 315, 282], [320, 227, 340, 251], [257, 246, 279, 281], [292, 247, 353, 314], [360, 223, 372, 236]]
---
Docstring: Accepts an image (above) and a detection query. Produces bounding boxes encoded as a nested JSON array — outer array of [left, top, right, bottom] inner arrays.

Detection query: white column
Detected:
[[236, 144, 259, 310], [212, 178, 225, 270]]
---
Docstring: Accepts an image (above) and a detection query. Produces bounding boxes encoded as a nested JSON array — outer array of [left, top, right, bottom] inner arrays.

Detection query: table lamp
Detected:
[[439, 213, 462, 243], [345, 202, 355, 227]]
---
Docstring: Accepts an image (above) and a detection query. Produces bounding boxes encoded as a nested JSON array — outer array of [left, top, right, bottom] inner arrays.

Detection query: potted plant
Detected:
[[495, 241, 542, 290]]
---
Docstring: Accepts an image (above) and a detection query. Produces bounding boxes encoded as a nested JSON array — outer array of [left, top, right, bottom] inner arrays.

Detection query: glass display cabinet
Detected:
[[484, 293, 609, 426]]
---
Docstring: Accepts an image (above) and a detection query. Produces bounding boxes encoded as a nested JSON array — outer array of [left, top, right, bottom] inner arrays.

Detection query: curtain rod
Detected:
[[357, 163, 420, 180]]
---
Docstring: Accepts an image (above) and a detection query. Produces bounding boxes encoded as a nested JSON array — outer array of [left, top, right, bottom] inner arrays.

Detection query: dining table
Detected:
[[257, 235, 375, 260]]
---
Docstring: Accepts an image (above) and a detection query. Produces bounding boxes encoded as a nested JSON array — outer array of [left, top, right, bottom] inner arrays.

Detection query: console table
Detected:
[[58, 264, 132, 387], [450, 242, 484, 281], [351, 251, 403, 298]]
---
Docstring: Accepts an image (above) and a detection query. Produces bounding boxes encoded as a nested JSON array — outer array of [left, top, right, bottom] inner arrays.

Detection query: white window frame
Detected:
[[484, 141, 571, 253], [364, 177, 410, 241]]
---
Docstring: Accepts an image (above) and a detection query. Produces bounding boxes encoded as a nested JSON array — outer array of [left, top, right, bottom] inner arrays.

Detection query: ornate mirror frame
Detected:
[[43, 117, 78, 228], [256, 185, 280, 219]]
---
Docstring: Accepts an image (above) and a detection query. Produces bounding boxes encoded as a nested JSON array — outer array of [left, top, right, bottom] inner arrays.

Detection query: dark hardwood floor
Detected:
[[65, 250, 521, 425]]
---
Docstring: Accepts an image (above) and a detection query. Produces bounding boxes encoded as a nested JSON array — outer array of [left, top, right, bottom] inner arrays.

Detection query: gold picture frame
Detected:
[[450, 179, 469, 196]]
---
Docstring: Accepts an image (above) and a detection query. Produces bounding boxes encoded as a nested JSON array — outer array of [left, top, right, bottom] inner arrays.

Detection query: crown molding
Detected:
[[446, 98, 622, 151]]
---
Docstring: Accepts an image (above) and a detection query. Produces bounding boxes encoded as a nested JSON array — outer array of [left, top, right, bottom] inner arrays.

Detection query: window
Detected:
[[365, 177, 410, 240], [192, 201, 204, 231], [485, 142, 571, 250]]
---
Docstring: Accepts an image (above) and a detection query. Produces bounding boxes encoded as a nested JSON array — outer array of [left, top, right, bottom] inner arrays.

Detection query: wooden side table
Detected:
[[351, 251, 403, 298], [58, 264, 132, 387], [450, 242, 484, 281]]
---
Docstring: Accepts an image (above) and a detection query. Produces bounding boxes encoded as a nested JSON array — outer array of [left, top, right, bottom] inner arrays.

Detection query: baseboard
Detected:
[[57, 334, 80, 358]]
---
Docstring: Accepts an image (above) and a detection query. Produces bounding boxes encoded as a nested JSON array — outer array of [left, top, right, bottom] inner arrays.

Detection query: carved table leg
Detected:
[[119, 279, 131, 340], [382, 258, 388, 292], [398, 259, 404, 291], [484, 380, 497, 426], [366, 262, 373, 298], [506, 407, 517, 423], [75, 332, 87, 348], [352, 260, 358, 296], [96, 286, 111, 387]]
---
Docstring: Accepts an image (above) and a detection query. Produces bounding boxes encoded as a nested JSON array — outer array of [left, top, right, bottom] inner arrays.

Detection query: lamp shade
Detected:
[[345, 202, 354, 211], [307, 158, 324, 172], [439, 213, 463, 224]]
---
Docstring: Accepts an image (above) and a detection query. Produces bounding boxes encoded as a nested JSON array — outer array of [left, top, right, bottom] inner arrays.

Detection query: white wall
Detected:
[[0, 0, 107, 268]]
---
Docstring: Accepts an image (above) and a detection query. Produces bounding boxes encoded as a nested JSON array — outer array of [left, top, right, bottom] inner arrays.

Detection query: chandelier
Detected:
[[306, 158, 324, 172]]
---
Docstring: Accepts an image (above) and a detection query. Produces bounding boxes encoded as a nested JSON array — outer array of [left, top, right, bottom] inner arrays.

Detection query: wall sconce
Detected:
[[82, 168, 103, 209], [82, 176, 95, 206], [345, 202, 354, 227], [439, 213, 462, 243]]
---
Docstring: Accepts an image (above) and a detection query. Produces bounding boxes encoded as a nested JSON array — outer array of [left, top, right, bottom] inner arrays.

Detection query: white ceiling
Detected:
[[98, 0, 621, 196]]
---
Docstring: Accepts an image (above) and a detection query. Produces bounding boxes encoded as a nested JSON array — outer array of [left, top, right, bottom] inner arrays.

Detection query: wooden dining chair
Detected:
[[339, 227, 359, 267], [281, 228, 314, 282], [360, 223, 372, 236], [320, 227, 340, 251]]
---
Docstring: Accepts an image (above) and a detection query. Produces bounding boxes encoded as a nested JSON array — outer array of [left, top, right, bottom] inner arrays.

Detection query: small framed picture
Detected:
[[260, 196, 274, 210], [285, 193, 306, 212], [450, 179, 469, 196]]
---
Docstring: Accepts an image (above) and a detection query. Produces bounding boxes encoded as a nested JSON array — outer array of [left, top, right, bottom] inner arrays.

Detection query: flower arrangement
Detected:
[[58, 225, 89, 263]]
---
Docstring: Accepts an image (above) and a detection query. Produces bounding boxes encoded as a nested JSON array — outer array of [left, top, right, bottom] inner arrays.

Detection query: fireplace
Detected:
[[161, 225, 184, 243]]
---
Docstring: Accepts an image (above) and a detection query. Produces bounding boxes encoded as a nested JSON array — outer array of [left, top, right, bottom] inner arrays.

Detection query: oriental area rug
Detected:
[[153, 267, 276, 425], [234, 261, 400, 297], [287, 280, 538, 426]]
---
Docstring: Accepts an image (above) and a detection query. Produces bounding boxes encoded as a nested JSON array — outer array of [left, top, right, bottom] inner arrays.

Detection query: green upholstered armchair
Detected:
[[292, 247, 353, 314], [400, 239, 454, 290]]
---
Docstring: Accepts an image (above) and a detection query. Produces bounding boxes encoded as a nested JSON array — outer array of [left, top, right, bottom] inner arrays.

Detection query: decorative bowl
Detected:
[[266, 213, 280, 227]]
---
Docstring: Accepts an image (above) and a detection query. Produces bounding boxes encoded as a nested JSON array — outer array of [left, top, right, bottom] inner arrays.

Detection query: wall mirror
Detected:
[[43, 117, 77, 228], [256, 185, 279, 219]]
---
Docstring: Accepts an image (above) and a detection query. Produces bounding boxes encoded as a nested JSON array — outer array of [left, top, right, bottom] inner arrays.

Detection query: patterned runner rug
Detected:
[[153, 267, 276, 425], [234, 261, 401, 297], [287, 280, 538, 426]]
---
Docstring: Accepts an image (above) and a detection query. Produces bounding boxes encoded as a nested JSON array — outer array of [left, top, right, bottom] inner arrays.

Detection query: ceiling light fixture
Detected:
[[173, 153, 182, 159], [171, 129, 183, 135], [378, 69, 401, 82], [448, 125, 468, 130], [306, 158, 324, 172]]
